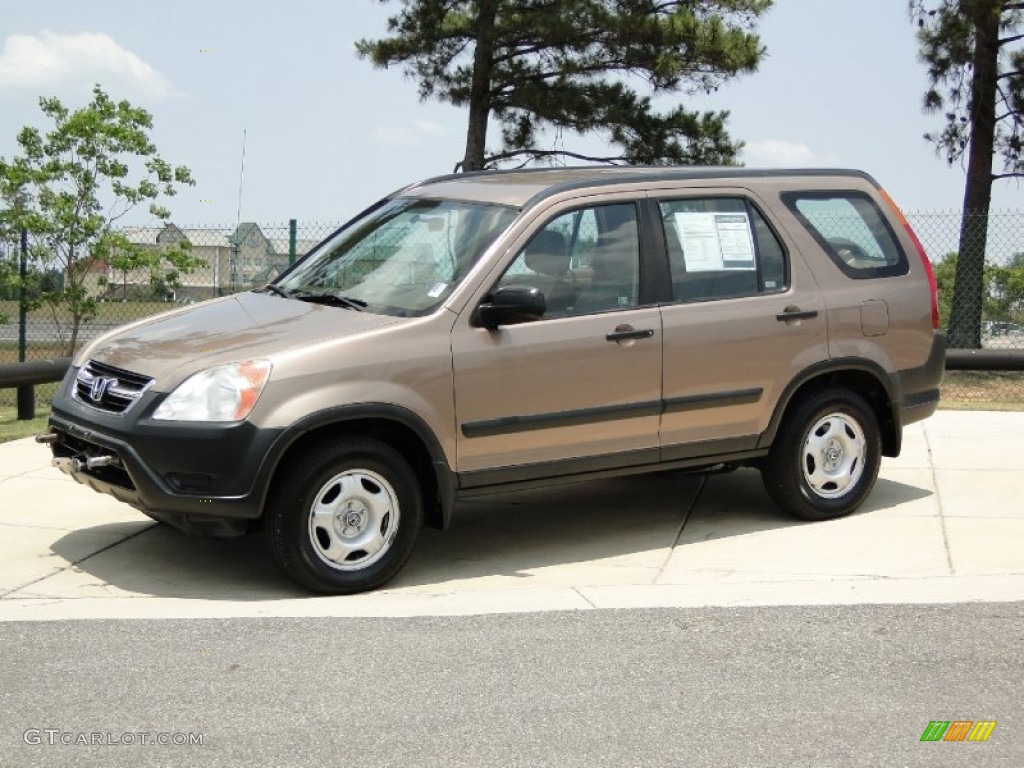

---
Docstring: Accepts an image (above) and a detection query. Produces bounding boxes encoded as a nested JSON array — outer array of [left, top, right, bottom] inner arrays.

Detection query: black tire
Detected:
[[761, 389, 881, 521], [267, 437, 423, 594]]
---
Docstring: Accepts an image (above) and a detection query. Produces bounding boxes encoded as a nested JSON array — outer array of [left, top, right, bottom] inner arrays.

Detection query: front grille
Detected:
[[74, 360, 154, 415]]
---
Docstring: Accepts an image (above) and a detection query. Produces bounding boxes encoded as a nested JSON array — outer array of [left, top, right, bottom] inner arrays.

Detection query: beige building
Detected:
[[102, 223, 321, 301]]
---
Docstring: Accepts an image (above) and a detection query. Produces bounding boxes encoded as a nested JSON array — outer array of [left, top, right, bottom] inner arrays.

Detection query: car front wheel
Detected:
[[268, 437, 423, 594], [762, 389, 881, 521]]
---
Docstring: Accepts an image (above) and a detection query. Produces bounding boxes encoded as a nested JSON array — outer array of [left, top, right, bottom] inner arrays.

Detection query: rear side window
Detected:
[[658, 197, 788, 303], [782, 191, 908, 278]]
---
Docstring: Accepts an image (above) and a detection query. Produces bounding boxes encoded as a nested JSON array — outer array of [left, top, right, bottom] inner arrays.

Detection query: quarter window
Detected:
[[782, 191, 907, 278], [658, 198, 787, 303]]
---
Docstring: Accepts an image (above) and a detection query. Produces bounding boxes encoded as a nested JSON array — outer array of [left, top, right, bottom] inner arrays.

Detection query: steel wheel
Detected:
[[308, 469, 400, 571], [268, 437, 423, 594], [762, 389, 881, 521], [800, 412, 866, 500]]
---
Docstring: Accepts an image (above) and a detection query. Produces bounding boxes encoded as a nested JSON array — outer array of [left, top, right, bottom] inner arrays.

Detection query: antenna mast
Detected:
[[236, 128, 247, 224]]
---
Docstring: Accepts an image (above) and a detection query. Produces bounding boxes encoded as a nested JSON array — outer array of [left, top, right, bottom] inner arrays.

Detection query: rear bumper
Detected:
[[898, 331, 946, 427]]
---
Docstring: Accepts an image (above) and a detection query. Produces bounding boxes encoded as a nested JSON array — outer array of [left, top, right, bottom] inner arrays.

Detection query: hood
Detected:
[[83, 292, 406, 387]]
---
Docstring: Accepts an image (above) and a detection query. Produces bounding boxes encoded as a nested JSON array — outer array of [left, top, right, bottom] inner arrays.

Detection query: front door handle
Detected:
[[776, 307, 819, 322], [606, 327, 655, 342]]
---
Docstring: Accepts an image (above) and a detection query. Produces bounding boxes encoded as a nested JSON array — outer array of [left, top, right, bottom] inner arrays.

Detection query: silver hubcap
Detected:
[[801, 412, 866, 499], [308, 469, 400, 571]]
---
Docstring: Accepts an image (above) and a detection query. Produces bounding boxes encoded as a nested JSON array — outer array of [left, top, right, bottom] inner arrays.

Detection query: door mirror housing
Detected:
[[472, 286, 546, 329]]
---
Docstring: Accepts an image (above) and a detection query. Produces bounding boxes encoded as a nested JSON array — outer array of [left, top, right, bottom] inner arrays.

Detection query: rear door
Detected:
[[650, 190, 829, 458]]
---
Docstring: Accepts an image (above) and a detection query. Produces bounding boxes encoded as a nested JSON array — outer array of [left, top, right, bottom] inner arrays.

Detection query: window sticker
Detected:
[[673, 212, 756, 272], [427, 281, 448, 298]]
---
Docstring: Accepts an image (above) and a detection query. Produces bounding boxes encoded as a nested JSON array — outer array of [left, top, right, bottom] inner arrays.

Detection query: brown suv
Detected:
[[42, 167, 944, 594]]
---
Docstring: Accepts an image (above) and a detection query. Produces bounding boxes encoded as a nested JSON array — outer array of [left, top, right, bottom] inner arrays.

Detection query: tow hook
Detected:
[[35, 433, 58, 445], [52, 455, 117, 473]]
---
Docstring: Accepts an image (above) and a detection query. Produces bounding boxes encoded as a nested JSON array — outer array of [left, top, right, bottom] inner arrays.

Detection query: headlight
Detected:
[[152, 361, 272, 422]]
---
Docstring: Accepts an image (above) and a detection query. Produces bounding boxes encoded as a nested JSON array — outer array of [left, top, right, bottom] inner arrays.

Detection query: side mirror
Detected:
[[472, 285, 546, 329]]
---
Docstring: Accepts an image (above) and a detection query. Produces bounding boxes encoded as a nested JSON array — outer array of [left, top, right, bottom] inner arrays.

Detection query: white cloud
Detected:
[[373, 118, 447, 147], [0, 31, 178, 99], [743, 139, 817, 167]]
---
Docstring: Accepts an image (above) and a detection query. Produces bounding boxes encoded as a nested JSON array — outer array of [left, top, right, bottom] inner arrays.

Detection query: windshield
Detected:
[[276, 197, 518, 316]]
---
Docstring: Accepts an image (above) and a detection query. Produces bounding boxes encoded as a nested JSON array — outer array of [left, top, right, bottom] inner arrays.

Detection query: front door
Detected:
[[452, 199, 663, 485]]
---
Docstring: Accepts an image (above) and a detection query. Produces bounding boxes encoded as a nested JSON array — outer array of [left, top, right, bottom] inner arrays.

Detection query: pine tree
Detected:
[[358, 0, 771, 171], [910, 0, 1024, 348]]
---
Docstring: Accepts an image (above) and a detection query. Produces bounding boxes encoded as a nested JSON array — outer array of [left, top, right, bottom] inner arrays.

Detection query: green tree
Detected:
[[358, 0, 770, 172], [988, 251, 1024, 320], [909, 1, 1024, 348], [933, 251, 959, 325], [0, 85, 201, 355], [930, 250, 1024, 331]]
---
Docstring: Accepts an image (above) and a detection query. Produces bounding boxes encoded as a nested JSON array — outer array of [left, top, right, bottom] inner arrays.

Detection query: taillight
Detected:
[[877, 187, 939, 330]]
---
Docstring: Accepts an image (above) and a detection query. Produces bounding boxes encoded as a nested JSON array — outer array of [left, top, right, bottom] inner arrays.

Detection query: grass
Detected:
[[0, 342, 69, 358], [0, 382, 59, 408], [939, 371, 1024, 411], [0, 299, 177, 326], [0, 407, 51, 443]]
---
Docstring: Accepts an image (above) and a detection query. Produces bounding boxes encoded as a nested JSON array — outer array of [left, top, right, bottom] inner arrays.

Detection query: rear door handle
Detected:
[[606, 328, 655, 342], [776, 308, 819, 322]]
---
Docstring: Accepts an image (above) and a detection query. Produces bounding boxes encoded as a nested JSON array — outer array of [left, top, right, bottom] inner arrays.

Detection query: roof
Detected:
[[119, 227, 165, 244], [120, 225, 232, 248], [228, 222, 264, 246], [400, 166, 876, 208]]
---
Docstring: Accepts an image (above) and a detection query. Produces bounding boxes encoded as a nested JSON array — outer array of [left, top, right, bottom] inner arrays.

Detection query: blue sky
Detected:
[[0, 0, 1020, 229]]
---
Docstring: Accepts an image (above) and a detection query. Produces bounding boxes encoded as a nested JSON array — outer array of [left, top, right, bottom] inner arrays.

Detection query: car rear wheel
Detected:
[[268, 437, 423, 594], [762, 389, 881, 521]]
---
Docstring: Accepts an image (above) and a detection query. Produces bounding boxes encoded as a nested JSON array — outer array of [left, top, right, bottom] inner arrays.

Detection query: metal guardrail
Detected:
[[0, 358, 72, 420], [1, 350, 1023, 422], [0, 357, 73, 388], [944, 349, 1024, 371]]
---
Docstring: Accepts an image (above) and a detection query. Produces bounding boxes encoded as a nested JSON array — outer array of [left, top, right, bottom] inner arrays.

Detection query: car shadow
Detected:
[[46, 468, 934, 601]]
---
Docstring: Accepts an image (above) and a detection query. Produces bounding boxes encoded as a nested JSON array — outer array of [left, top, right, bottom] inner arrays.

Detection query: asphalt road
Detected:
[[1, 603, 1021, 768]]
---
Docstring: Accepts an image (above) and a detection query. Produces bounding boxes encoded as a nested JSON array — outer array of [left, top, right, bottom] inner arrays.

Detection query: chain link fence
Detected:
[[2, 211, 1023, 410], [0, 220, 342, 408], [906, 209, 1024, 407]]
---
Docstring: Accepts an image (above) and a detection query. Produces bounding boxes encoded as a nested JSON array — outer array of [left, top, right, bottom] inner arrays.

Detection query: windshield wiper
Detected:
[[263, 284, 290, 298], [289, 290, 367, 311]]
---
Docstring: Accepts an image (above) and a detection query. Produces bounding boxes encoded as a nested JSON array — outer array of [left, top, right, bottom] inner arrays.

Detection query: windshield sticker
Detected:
[[427, 282, 448, 298], [673, 212, 756, 272]]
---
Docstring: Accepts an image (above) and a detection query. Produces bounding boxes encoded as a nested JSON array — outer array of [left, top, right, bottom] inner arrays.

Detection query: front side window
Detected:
[[495, 202, 640, 318], [277, 197, 517, 316], [782, 191, 907, 278], [659, 197, 788, 303]]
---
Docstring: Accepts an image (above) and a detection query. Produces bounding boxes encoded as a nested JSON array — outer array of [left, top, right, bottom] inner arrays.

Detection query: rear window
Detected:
[[782, 191, 908, 278]]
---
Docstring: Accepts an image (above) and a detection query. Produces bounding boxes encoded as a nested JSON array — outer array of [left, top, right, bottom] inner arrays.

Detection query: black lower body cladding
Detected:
[[47, 387, 283, 537]]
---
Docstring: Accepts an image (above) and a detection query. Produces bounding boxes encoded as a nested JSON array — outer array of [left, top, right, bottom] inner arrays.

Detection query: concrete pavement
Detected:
[[0, 410, 1021, 620]]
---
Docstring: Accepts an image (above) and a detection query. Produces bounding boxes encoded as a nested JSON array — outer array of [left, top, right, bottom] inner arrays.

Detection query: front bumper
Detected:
[[47, 372, 284, 538]]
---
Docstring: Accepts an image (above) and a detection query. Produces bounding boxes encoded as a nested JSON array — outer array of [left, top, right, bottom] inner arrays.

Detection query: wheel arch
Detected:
[[259, 405, 456, 531], [760, 360, 901, 458]]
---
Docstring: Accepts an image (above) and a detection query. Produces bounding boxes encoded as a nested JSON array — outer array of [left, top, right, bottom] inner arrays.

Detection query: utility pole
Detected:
[[17, 226, 34, 420]]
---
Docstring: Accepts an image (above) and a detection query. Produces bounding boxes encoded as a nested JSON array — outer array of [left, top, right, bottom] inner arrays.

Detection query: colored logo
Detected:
[[920, 721, 996, 742]]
